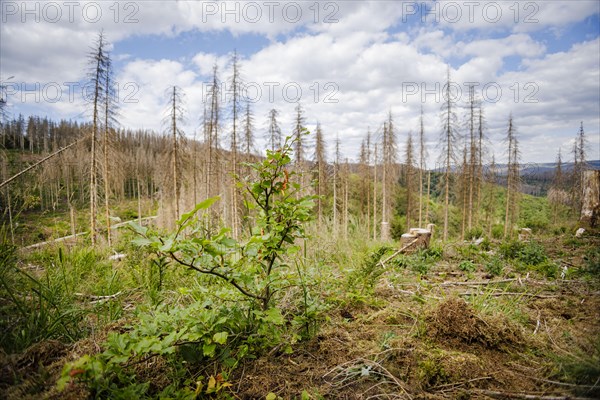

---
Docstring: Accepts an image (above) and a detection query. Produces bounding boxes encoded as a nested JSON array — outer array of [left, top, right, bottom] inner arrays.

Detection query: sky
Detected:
[[1, 0, 599, 165]]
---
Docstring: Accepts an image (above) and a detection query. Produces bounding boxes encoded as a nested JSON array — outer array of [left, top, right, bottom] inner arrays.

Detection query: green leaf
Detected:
[[131, 237, 153, 247], [128, 222, 148, 236], [266, 393, 277, 400], [264, 307, 284, 325], [159, 237, 175, 252], [213, 331, 228, 345], [177, 196, 220, 226], [203, 342, 217, 357]]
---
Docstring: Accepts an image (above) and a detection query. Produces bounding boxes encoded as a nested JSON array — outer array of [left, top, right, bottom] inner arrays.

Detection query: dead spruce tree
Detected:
[[359, 130, 372, 234], [266, 108, 282, 151], [438, 67, 459, 241], [404, 132, 416, 231], [418, 107, 427, 227], [466, 85, 478, 232], [87, 31, 109, 246], [166, 86, 185, 225], [381, 112, 397, 241], [228, 52, 242, 237], [504, 114, 520, 238], [102, 52, 118, 246], [313, 122, 327, 226], [571, 122, 587, 214], [242, 101, 255, 158], [205, 65, 221, 199]]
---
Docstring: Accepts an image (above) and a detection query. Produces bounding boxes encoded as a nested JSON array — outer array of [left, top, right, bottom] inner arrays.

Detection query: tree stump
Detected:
[[580, 170, 600, 228], [518, 228, 532, 241], [399, 224, 434, 252]]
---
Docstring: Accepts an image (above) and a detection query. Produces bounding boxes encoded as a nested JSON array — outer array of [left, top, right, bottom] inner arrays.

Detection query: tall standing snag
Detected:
[[438, 67, 458, 241], [313, 123, 327, 226], [418, 108, 427, 227], [87, 32, 108, 246], [102, 52, 117, 246], [381, 112, 397, 241], [504, 114, 520, 239], [166, 86, 185, 225]]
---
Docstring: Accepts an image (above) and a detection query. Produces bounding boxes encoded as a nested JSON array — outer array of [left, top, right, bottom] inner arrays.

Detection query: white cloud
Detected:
[[1, 0, 598, 164]]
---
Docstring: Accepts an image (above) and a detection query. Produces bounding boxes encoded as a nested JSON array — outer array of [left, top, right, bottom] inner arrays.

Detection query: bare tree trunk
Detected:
[[381, 124, 388, 241], [333, 135, 340, 234], [461, 146, 468, 240], [467, 86, 476, 232], [418, 108, 426, 227], [366, 131, 371, 237], [373, 144, 378, 240], [88, 33, 107, 246], [137, 172, 142, 224], [230, 52, 240, 238], [171, 86, 180, 222], [580, 170, 600, 228], [344, 159, 349, 239], [475, 104, 484, 226], [425, 170, 431, 225], [6, 189, 15, 244], [103, 118, 111, 245]]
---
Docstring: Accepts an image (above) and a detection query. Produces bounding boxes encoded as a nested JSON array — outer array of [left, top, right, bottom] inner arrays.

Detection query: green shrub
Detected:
[[420, 245, 443, 262], [536, 261, 559, 279], [491, 224, 504, 239], [130, 135, 315, 312], [518, 241, 547, 266], [411, 258, 431, 275], [499, 240, 524, 260], [500, 240, 547, 266], [583, 248, 600, 275], [484, 256, 504, 276], [458, 260, 476, 273], [348, 246, 392, 294], [465, 227, 484, 240]]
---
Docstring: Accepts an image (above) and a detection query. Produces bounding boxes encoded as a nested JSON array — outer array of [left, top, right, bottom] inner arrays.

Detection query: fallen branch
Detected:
[[0, 135, 87, 189], [23, 232, 87, 250], [112, 216, 157, 229], [440, 279, 518, 286], [379, 238, 420, 269], [74, 291, 123, 304], [21, 216, 157, 250], [459, 291, 558, 299], [524, 376, 599, 389], [431, 376, 492, 390], [472, 389, 595, 400]]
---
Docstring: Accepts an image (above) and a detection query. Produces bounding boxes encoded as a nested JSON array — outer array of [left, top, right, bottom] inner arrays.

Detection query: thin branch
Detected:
[[472, 389, 596, 400], [430, 376, 491, 390], [440, 278, 518, 286], [459, 291, 558, 299], [169, 251, 265, 301], [379, 238, 419, 269]]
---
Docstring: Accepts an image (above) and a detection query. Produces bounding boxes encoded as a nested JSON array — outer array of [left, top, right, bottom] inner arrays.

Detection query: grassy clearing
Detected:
[[1, 225, 598, 399]]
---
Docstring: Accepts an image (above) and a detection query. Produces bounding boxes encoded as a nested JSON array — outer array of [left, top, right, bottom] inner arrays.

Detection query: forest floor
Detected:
[[1, 233, 599, 399]]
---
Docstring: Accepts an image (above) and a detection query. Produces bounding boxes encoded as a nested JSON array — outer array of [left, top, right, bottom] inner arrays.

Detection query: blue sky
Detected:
[[1, 1, 599, 164]]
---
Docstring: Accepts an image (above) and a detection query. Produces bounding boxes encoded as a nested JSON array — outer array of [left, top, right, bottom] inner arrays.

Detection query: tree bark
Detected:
[[580, 170, 600, 228]]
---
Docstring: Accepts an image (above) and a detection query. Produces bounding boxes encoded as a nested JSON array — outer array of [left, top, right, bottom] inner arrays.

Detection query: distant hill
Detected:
[[431, 160, 599, 197]]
